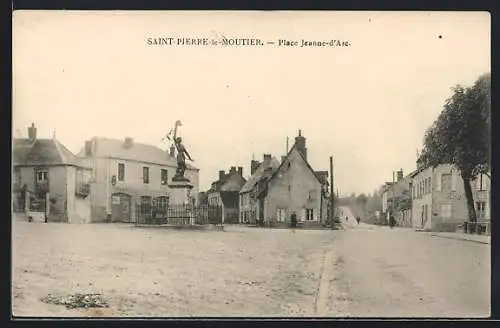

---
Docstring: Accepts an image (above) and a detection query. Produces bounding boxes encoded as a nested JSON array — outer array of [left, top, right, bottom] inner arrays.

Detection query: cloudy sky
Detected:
[[12, 11, 490, 195]]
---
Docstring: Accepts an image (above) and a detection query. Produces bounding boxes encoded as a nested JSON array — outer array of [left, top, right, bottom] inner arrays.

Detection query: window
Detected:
[[476, 201, 486, 219], [143, 167, 150, 184], [118, 163, 125, 181], [277, 208, 286, 222], [440, 204, 452, 218], [156, 196, 168, 210], [306, 209, 314, 221], [441, 174, 452, 192], [161, 169, 168, 185], [36, 170, 48, 182]]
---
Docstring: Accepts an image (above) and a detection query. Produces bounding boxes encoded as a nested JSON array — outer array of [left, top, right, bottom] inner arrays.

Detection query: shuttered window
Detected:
[[118, 163, 125, 181]]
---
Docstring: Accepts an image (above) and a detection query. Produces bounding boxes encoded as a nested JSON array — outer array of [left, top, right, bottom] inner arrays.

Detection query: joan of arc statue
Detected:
[[173, 136, 193, 180]]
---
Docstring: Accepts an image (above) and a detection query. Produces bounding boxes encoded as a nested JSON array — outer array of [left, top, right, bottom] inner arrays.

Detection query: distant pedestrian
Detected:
[[389, 215, 395, 229], [290, 211, 297, 228], [356, 217, 360, 225], [346, 216, 349, 222]]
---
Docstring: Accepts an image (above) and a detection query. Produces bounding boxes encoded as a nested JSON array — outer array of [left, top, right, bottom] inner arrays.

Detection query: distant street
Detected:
[[324, 207, 490, 317]]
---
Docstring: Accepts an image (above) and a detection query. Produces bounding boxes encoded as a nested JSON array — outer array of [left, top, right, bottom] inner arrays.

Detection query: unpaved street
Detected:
[[12, 221, 335, 317], [333, 207, 491, 318], [12, 212, 490, 318]]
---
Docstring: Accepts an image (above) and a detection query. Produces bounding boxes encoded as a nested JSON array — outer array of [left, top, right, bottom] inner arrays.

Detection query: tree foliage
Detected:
[[418, 73, 491, 222]]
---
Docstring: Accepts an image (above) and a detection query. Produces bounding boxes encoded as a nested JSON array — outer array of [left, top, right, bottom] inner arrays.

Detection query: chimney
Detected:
[[84, 140, 93, 156], [263, 154, 272, 164], [397, 169, 404, 182], [219, 170, 225, 181], [251, 160, 260, 175], [237, 166, 243, 177], [123, 137, 133, 149], [294, 129, 307, 160], [230, 166, 236, 174], [169, 145, 176, 158], [27, 123, 37, 142]]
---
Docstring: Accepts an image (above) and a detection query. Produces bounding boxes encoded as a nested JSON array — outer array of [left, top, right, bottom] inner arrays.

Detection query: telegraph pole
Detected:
[[330, 156, 334, 221]]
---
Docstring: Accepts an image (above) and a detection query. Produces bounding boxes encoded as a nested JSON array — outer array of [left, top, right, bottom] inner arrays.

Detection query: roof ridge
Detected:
[[94, 136, 164, 149], [267, 145, 323, 186], [52, 139, 67, 164]]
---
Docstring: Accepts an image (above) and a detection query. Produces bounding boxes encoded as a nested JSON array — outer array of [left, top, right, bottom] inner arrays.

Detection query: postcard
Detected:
[[12, 10, 491, 318]]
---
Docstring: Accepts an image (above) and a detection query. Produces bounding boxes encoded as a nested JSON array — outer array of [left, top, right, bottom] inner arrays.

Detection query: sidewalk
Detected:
[[428, 231, 491, 245]]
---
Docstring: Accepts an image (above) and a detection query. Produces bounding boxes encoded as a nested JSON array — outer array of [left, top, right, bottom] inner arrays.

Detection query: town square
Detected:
[[12, 11, 491, 318]]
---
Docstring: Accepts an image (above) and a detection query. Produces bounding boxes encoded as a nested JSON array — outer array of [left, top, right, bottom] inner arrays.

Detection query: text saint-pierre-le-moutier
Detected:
[[146, 37, 350, 47]]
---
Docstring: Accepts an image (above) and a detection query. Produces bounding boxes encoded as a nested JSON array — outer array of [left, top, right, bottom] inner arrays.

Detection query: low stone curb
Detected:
[[429, 233, 490, 245]]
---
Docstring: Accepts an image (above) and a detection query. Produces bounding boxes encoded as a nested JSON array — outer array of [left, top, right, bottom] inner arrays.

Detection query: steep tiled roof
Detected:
[[314, 171, 329, 185], [220, 174, 246, 192], [77, 137, 198, 170], [13, 138, 89, 168], [267, 144, 324, 186], [240, 157, 280, 194]]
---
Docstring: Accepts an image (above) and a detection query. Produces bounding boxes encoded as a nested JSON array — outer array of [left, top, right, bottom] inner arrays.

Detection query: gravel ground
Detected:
[[13, 214, 489, 318], [12, 221, 338, 317], [335, 207, 491, 318]]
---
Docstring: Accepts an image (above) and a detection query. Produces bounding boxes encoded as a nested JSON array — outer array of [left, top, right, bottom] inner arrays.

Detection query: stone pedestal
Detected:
[[168, 178, 194, 225]]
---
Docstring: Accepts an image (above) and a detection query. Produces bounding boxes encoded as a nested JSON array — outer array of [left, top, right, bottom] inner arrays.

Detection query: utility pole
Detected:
[[330, 156, 334, 222]]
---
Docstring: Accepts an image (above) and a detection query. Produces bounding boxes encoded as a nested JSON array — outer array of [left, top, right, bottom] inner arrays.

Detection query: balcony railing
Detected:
[[76, 183, 90, 198], [35, 181, 49, 193]]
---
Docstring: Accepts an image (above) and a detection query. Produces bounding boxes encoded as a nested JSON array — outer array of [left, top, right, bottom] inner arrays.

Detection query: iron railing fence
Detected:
[[135, 203, 223, 226]]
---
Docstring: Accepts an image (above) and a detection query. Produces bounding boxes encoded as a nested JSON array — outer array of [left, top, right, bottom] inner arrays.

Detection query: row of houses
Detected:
[[12, 123, 200, 223], [204, 130, 332, 226], [381, 163, 490, 232]]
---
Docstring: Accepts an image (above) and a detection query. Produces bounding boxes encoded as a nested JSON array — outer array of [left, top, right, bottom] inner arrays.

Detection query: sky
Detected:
[[12, 11, 490, 196]]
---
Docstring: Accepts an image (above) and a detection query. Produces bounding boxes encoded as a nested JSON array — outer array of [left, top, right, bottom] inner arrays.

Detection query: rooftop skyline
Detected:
[[12, 11, 490, 195]]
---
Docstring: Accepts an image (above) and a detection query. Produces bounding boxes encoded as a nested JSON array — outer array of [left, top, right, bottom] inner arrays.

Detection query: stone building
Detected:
[[239, 155, 280, 224], [410, 163, 491, 232], [76, 137, 199, 222], [381, 169, 412, 227], [13, 123, 92, 223], [206, 166, 246, 223], [239, 130, 329, 226]]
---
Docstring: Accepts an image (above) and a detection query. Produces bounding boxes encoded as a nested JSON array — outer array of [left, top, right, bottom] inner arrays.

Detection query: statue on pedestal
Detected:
[[164, 120, 194, 182], [174, 136, 193, 181]]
